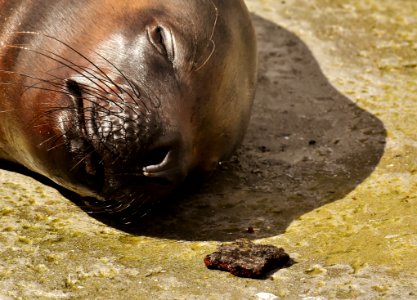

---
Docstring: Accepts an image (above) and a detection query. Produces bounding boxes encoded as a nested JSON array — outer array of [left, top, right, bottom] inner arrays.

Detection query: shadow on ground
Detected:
[[0, 15, 386, 242], [95, 14, 385, 241]]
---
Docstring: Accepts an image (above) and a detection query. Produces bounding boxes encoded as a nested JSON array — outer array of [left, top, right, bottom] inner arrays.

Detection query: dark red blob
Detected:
[[204, 239, 292, 279]]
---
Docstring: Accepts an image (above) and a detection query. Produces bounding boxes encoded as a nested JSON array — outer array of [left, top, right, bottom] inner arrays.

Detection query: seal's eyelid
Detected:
[[147, 25, 174, 62]]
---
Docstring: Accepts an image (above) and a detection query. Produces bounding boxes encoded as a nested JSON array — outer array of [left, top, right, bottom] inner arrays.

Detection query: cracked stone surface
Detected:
[[0, 0, 416, 299]]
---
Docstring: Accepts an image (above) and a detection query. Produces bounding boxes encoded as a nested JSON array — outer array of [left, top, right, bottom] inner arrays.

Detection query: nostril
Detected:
[[65, 79, 82, 98], [65, 79, 84, 119]]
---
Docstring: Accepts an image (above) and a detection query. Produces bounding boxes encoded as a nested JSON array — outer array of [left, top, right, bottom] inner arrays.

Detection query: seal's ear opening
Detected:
[[147, 25, 174, 62]]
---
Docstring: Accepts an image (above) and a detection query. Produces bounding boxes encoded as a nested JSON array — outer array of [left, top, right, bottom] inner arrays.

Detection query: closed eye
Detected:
[[147, 25, 174, 62]]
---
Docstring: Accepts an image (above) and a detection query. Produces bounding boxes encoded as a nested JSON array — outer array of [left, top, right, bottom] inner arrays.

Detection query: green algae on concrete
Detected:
[[245, 0, 417, 293], [1, 0, 417, 298], [209, 0, 415, 292]]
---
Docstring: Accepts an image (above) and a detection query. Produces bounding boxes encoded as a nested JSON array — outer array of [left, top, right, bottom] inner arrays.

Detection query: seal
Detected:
[[0, 0, 257, 214]]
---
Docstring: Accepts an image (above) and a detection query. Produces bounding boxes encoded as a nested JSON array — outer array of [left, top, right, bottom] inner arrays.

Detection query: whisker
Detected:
[[15, 32, 129, 106], [193, 0, 218, 71], [194, 40, 216, 71], [6, 44, 126, 112], [22, 77, 62, 96], [94, 52, 148, 111], [73, 79, 145, 115], [38, 133, 65, 147], [7, 37, 146, 118], [46, 140, 67, 152], [130, 79, 160, 109], [13, 80, 135, 122], [70, 147, 95, 172]]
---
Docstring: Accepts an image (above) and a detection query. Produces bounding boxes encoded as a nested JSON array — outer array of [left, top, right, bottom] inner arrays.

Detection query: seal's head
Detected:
[[0, 0, 257, 213]]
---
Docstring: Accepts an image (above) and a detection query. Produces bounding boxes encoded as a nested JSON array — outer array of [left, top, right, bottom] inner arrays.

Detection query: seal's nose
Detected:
[[142, 134, 187, 184]]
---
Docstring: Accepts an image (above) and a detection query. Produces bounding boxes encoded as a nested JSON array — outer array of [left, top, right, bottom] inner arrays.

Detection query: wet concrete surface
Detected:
[[0, 0, 416, 298]]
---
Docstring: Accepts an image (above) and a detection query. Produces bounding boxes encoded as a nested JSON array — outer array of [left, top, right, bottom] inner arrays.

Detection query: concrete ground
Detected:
[[0, 0, 416, 299]]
